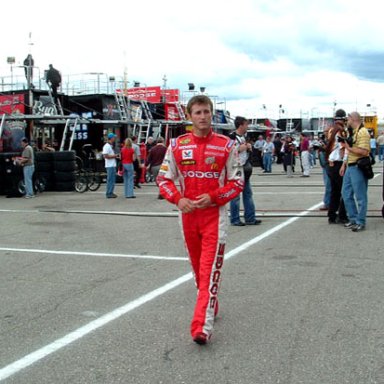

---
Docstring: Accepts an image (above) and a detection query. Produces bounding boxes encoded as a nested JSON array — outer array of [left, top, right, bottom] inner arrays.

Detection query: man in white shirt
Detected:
[[102, 133, 118, 198], [253, 135, 266, 169]]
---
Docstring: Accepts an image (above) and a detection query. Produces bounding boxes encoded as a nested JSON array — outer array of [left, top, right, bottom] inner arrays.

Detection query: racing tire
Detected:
[[53, 151, 76, 161], [75, 176, 88, 193], [36, 162, 53, 172], [55, 171, 76, 182], [88, 175, 102, 191], [35, 152, 54, 162], [54, 161, 76, 172], [55, 181, 75, 191]]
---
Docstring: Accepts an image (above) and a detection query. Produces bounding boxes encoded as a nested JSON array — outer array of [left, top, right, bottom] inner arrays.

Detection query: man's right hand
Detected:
[[178, 198, 196, 213]]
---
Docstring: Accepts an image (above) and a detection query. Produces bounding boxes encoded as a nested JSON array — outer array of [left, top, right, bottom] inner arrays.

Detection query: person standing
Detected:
[[145, 136, 156, 152], [253, 135, 266, 169], [262, 136, 275, 173], [369, 133, 377, 164], [157, 95, 244, 345], [19, 138, 35, 198], [146, 137, 167, 198], [273, 134, 283, 164], [325, 109, 348, 224], [121, 138, 136, 198], [146, 137, 167, 192], [341, 112, 371, 232], [23, 54, 34, 88], [300, 133, 311, 177], [131, 136, 143, 188], [229, 116, 262, 226], [102, 133, 118, 198], [318, 130, 331, 211], [46, 64, 61, 103], [282, 135, 295, 177], [377, 132, 384, 162]]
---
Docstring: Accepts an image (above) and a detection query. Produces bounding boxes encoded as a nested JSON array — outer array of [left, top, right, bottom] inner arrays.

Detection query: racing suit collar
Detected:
[[191, 128, 213, 143]]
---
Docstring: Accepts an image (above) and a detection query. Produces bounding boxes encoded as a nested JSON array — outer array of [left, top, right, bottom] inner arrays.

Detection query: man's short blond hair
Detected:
[[186, 95, 213, 115]]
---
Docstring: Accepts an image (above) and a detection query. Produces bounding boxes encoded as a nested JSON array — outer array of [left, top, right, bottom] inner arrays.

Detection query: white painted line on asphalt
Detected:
[[0, 209, 178, 217], [0, 201, 322, 382], [0, 247, 187, 261]]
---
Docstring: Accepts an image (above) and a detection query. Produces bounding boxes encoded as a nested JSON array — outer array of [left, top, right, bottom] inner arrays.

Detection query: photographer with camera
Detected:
[[325, 109, 348, 224], [341, 112, 371, 232], [229, 116, 262, 226]]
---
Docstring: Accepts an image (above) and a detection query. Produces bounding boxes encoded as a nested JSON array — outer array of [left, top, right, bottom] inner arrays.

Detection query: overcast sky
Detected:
[[1, 0, 383, 120]]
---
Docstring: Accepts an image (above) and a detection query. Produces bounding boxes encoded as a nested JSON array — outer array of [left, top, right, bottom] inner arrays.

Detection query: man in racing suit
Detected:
[[157, 95, 244, 344]]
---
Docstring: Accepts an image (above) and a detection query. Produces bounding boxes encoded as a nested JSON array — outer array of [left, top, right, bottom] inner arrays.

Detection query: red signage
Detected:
[[117, 87, 180, 103], [161, 89, 179, 102], [0, 94, 25, 115], [125, 86, 162, 103], [165, 103, 180, 121]]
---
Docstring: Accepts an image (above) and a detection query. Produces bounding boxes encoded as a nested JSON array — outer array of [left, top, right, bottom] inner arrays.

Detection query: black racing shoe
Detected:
[[193, 332, 208, 345]]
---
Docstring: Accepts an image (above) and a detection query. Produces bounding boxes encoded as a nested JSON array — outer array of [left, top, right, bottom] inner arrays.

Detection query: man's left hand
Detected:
[[193, 194, 212, 209]]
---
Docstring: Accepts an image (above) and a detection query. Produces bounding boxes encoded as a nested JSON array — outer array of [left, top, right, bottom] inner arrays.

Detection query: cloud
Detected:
[[1, 0, 383, 120]]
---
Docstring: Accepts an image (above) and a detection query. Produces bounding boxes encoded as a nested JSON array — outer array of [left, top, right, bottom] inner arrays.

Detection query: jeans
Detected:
[[263, 153, 272, 172], [106, 166, 116, 197], [230, 178, 256, 224], [379, 145, 384, 161], [370, 148, 376, 163], [342, 165, 368, 226], [322, 167, 331, 207], [123, 163, 134, 197], [23, 164, 35, 196]]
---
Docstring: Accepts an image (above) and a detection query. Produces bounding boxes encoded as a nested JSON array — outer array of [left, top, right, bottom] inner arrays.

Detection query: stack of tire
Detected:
[[53, 151, 76, 191], [0, 152, 22, 197], [35, 152, 55, 191]]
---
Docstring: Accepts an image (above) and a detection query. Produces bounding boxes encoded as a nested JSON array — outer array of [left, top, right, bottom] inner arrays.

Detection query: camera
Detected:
[[337, 136, 346, 143]]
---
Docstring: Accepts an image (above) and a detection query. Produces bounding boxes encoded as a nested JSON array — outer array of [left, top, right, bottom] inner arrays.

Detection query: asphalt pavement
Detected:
[[0, 161, 383, 384]]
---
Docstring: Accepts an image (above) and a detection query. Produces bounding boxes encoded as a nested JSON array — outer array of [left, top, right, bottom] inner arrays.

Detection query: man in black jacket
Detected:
[[46, 64, 62, 103]]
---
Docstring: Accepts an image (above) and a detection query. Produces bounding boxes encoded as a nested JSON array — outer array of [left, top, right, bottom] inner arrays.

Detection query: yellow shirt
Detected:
[[347, 126, 370, 164]]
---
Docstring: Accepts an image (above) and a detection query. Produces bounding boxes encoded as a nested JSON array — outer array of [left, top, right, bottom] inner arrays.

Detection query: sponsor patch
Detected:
[[211, 163, 219, 170], [206, 144, 225, 151], [182, 149, 193, 160], [226, 140, 235, 150], [180, 137, 191, 145], [180, 160, 196, 165], [205, 151, 225, 157], [179, 144, 197, 149], [205, 156, 215, 164], [182, 170, 220, 179], [160, 164, 169, 172]]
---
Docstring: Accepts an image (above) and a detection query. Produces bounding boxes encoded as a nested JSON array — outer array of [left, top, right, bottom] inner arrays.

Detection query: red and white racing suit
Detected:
[[157, 129, 244, 340]]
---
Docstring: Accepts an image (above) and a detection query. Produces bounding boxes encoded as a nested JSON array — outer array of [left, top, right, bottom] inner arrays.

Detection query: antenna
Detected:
[[28, 32, 34, 53]]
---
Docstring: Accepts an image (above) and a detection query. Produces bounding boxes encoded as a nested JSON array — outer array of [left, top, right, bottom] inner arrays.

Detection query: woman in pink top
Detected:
[[121, 138, 136, 198]]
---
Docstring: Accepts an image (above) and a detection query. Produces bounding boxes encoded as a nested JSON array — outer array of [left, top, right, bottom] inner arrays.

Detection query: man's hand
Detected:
[[340, 163, 346, 177], [178, 198, 196, 213], [239, 143, 248, 152], [193, 193, 212, 209]]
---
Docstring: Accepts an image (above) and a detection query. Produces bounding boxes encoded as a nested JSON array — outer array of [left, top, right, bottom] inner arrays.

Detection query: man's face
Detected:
[[347, 114, 359, 129], [239, 122, 249, 134], [188, 103, 212, 133]]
